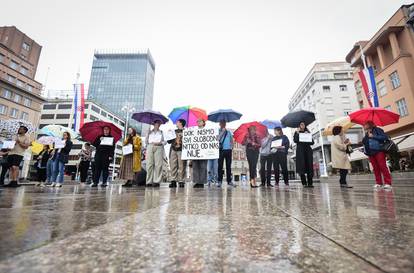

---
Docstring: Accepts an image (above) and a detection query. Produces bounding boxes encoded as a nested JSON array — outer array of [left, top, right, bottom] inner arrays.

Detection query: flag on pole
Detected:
[[72, 83, 85, 132], [358, 67, 379, 107]]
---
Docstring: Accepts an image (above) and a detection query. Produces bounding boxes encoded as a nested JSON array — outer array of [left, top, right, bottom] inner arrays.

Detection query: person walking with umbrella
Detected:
[[145, 120, 165, 187], [168, 119, 187, 188], [293, 122, 314, 188], [92, 126, 115, 187], [271, 126, 290, 187], [362, 121, 392, 189], [120, 128, 142, 187]]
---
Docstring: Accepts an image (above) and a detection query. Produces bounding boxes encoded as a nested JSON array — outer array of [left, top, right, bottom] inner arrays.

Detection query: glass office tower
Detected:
[[87, 49, 155, 134]]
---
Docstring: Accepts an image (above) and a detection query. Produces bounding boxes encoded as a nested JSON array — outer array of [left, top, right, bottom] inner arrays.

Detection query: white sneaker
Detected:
[[373, 184, 382, 189], [383, 184, 392, 190], [55, 183, 62, 188], [47, 183, 56, 187], [39, 183, 45, 188]]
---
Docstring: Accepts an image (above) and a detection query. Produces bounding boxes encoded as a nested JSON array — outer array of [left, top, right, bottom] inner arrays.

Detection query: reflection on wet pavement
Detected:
[[0, 181, 412, 272]]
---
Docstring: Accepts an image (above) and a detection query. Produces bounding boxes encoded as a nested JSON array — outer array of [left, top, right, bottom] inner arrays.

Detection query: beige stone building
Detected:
[[346, 4, 414, 138], [0, 26, 44, 128]]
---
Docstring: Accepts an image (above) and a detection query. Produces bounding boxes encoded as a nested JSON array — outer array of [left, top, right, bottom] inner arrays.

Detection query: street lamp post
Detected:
[[312, 100, 328, 178]]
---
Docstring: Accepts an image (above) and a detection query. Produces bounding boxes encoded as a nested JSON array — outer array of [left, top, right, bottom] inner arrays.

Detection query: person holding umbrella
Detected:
[[293, 122, 314, 188], [120, 128, 142, 187], [92, 126, 115, 187], [168, 119, 187, 188], [145, 120, 165, 187], [362, 121, 392, 189], [271, 127, 290, 187]]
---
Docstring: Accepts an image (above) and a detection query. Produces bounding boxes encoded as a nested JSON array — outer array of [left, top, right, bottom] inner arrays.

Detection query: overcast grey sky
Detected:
[[1, 0, 410, 127]]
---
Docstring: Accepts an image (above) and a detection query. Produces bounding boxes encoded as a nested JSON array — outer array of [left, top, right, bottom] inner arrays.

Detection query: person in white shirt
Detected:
[[145, 120, 165, 187]]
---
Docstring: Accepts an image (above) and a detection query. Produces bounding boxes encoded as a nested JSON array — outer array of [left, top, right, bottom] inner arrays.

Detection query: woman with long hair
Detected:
[[293, 122, 314, 188], [92, 126, 115, 188], [36, 145, 50, 186], [49, 132, 73, 188], [78, 142, 92, 183], [120, 127, 142, 187], [243, 126, 260, 188]]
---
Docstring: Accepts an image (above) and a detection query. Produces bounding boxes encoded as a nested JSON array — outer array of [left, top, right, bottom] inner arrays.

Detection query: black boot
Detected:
[[3, 181, 20, 188], [179, 182, 185, 188], [123, 180, 133, 187], [267, 182, 274, 187], [169, 181, 177, 188]]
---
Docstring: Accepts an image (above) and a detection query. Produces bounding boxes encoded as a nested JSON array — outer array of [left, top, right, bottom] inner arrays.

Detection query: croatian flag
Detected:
[[72, 83, 85, 132], [358, 67, 379, 107]]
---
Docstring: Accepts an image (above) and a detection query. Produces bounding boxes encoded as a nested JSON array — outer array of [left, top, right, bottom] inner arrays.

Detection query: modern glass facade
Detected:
[[87, 49, 155, 134]]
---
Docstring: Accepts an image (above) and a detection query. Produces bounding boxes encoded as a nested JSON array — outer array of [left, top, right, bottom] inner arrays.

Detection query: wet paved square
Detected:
[[0, 181, 413, 273]]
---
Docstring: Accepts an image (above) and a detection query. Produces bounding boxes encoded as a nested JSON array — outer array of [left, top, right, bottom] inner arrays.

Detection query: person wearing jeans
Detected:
[[331, 126, 353, 188], [49, 132, 73, 188], [207, 159, 218, 186], [362, 121, 392, 190], [217, 120, 235, 187]]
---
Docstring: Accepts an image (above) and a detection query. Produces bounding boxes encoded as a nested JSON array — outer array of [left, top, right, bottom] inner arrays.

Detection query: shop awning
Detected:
[[349, 149, 368, 162], [397, 135, 414, 152]]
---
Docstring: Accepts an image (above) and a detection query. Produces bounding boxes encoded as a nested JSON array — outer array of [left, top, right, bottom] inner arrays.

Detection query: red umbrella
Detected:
[[349, 107, 400, 126], [234, 121, 268, 144], [79, 121, 123, 143]]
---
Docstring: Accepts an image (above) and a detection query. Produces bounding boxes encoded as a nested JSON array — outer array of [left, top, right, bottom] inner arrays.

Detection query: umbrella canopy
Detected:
[[131, 110, 169, 125], [323, 116, 355, 136], [38, 125, 79, 139], [281, 110, 315, 128], [261, 119, 284, 129], [30, 141, 44, 155], [208, 109, 242, 123], [36, 136, 58, 145], [79, 121, 122, 143], [233, 121, 268, 144], [0, 119, 35, 134], [349, 107, 400, 126], [168, 106, 207, 127]]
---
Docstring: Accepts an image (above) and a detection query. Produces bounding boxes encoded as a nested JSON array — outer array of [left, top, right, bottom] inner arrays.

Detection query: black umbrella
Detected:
[[281, 110, 316, 128]]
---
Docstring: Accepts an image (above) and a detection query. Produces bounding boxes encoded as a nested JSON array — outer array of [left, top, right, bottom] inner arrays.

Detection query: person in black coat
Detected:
[[293, 122, 314, 188], [36, 145, 51, 185], [49, 132, 73, 187], [271, 127, 290, 186], [92, 126, 115, 187]]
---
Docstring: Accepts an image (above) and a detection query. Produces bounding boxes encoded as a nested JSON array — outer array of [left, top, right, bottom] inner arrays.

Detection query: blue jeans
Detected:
[[51, 158, 65, 183], [207, 159, 218, 183], [46, 160, 54, 183]]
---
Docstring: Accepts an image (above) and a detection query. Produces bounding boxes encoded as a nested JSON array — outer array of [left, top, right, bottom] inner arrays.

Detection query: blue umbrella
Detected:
[[131, 110, 169, 125], [261, 119, 284, 129], [208, 109, 243, 123]]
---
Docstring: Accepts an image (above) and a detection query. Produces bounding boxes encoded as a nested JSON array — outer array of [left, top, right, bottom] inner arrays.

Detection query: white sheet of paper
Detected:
[[2, 140, 16, 149], [54, 139, 65, 149], [271, 139, 283, 148], [122, 144, 133, 155], [101, 137, 114, 146], [299, 133, 313, 143], [164, 130, 177, 141]]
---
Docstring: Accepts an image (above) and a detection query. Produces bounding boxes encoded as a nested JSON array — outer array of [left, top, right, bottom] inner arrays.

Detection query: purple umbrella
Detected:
[[131, 110, 169, 125]]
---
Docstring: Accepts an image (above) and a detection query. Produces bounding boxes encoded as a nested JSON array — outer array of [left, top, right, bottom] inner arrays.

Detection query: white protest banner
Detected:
[[181, 127, 219, 160], [1, 140, 16, 149], [122, 144, 133, 155]]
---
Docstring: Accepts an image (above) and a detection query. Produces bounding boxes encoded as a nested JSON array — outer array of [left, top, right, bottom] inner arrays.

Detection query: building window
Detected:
[[339, 85, 348, 92], [84, 114, 88, 119], [27, 85, 33, 92], [43, 104, 57, 110], [344, 109, 352, 115], [324, 97, 333, 104], [396, 98, 409, 117], [58, 104, 72, 109], [7, 75, 15, 83], [84, 104, 89, 109], [13, 94, 22, 103], [323, 86, 330, 93], [91, 105, 100, 113], [10, 108, 19, 118], [10, 61, 18, 70], [90, 115, 98, 121], [23, 98, 32, 107], [56, 114, 70, 119], [389, 71, 401, 89], [20, 112, 29, 121], [320, 74, 329, 80], [20, 66, 28, 75], [334, 73, 348, 79], [41, 114, 55, 119], [101, 111, 107, 117], [0, 104, 8, 115], [22, 42, 30, 51], [16, 80, 24, 88], [0, 54, 4, 63], [2, 89, 12, 99], [384, 105, 392, 111], [377, 80, 387, 96]]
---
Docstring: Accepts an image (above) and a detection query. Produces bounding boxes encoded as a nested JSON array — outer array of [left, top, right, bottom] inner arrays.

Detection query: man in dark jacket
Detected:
[[271, 127, 290, 186], [92, 126, 115, 187]]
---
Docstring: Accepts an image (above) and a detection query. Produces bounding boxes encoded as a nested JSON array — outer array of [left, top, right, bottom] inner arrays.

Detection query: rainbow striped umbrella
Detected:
[[168, 106, 207, 127]]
